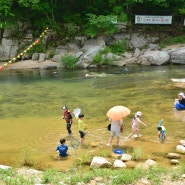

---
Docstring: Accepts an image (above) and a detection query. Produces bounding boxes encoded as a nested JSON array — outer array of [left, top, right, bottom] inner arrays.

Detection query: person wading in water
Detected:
[[62, 105, 73, 135]]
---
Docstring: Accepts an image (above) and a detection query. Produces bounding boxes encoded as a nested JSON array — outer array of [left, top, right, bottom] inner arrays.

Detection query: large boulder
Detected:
[[90, 156, 112, 169], [167, 153, 180, 159], [138, 50, 170, 65], [171, 48, 185, 64], [113, 159, 127, 168], [176, 145, 185, 154], [121, 154, 132, 162], [77, 46, 104, 68], [32, 53, 39, 61], [171, 159, 179, 165], [1, 38, 18, 60], [38, 53, 46, 62], [0, 24, 32, 61]]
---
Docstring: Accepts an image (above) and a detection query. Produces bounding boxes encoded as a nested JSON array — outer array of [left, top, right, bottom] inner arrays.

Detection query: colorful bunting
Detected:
[[0, 27, 48, 71]]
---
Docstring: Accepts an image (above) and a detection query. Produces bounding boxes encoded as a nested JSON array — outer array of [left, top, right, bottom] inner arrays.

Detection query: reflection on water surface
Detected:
[[0, 65, 184, 170]]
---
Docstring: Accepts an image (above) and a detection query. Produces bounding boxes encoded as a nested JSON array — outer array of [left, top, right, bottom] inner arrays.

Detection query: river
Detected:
[[0, 65, 184, 170]]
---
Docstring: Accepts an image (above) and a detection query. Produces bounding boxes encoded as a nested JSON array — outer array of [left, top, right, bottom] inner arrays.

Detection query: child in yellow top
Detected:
[[78, 114, 86, 145]]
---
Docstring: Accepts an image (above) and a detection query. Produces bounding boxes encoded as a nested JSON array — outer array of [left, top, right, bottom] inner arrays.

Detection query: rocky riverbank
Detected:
[[0, 163, 185, 185], [0, 43, 183, 69], [4, 59, 60, 70], [1, 28, 185, 71], [0, 139, 185, 184]]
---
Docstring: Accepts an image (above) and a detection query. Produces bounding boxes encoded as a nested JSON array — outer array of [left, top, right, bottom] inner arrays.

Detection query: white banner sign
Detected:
[[135, 15, 172, 24]]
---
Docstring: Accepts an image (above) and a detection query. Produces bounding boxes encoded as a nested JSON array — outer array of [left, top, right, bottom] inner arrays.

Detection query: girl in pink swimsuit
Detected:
[[128, 111, 147, 139]]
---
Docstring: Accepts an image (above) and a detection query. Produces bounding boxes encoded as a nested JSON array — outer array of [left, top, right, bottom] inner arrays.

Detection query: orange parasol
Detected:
[[106, 105, 131, 121]]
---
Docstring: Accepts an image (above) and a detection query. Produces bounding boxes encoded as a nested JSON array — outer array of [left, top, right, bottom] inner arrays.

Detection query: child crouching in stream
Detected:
[[56, 138, 69, 158]]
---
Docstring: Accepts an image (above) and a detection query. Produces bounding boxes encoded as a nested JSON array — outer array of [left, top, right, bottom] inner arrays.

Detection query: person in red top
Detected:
[[62, 105, 73, 135]]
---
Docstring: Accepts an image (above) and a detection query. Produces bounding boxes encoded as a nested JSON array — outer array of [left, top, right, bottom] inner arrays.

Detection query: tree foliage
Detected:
[[0, 0, 185, 34], [0, 0, 14, 28], [0, 0, 14, 17], [84, 14, 119, 37]]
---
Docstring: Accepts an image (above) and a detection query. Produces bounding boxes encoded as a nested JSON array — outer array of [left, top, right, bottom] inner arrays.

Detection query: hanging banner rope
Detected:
[[0, 27, 49, 71]]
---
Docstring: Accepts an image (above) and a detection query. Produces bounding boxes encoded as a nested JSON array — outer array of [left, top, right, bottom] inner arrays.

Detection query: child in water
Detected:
[[78, 114, 86, 145], [157, 119, 166, 141], [56, 138, 69, 158], [128, 111, 147, 139]]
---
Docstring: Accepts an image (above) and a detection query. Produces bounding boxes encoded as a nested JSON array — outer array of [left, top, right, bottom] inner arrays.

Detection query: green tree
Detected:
[[18, 0, 55, 24], [0, 0, 14, 17], [84, 13, 120, 38], [0, 0, 185, 37], [0, 0, 14, 28]]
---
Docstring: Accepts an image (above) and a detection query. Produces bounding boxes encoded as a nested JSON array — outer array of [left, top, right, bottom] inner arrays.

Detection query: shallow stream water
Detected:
[[0, 65, 184, 171]]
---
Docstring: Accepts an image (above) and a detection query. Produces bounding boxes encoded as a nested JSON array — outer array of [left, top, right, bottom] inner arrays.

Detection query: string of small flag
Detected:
[[0, 27, 49, 71]]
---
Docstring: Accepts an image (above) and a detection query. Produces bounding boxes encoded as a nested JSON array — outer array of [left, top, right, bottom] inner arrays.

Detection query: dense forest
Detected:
[[1, 0, 185, 38]]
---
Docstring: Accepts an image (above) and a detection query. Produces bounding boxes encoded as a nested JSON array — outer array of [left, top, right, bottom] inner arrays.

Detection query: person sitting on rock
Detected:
[[175, 92, 185, 110]]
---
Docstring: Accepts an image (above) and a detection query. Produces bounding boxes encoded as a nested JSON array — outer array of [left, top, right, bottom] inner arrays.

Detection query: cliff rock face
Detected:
[[1, 23, 185, 67], [0, 22, 33, 61], [0, 22, 56, 61]]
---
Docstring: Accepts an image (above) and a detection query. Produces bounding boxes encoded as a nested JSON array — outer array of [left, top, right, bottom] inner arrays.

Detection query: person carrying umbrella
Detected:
[[107, 118, 123, 147], [106, 105, 130, 147]]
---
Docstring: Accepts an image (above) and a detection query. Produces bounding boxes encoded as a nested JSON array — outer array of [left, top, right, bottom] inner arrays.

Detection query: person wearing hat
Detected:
[[175, 92, 185, 110], [62, 105, 73, 135], [127, 111, 147, 139]]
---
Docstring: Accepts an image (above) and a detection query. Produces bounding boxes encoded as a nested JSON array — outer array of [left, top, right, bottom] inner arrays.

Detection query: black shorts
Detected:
[[79, 131, 85, 138]]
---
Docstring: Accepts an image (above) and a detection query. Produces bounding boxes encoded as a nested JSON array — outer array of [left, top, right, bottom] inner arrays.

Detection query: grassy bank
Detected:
[[0, 164, 185, 185]]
